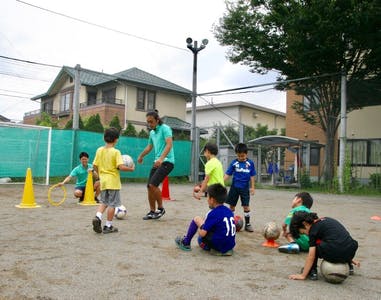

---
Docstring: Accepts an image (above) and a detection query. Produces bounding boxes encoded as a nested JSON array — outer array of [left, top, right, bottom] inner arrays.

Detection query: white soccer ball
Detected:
[[320, 260, 349, 284], [122, 154, 134, 168], [114, 205, 127, 219], [262, 221, 281, 240]]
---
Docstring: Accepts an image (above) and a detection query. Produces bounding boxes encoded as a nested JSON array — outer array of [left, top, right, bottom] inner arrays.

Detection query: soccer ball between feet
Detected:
[[114, 205, 127, 219], [320, 260, 349, 284]]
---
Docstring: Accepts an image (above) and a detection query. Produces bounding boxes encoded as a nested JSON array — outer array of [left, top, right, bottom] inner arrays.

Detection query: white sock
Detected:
[[106, 221, 112, 227], [96, 212, 102, 220]]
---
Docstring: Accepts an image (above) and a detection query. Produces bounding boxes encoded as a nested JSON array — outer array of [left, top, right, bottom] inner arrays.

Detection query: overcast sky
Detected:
[[0, 0, 286, 122]]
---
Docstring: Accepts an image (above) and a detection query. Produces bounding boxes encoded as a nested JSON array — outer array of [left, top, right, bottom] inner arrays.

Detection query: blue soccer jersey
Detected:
[[225, 159, 256, 189], [202, 205, 236, 253]]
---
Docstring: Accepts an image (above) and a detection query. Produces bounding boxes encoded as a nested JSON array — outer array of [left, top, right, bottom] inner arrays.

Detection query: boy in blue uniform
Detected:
[[224, 143, 256, 232], [175, 183, 236, 256]]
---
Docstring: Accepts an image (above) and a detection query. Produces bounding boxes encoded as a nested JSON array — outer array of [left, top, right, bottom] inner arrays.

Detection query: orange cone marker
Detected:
[[16, 168, 40, 208], [161, 176, 173, 201], [262, 239, 280, 248]]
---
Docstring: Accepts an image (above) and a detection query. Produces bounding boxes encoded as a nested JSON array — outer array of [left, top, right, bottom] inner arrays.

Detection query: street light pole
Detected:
[[186, 37, 208, 183]]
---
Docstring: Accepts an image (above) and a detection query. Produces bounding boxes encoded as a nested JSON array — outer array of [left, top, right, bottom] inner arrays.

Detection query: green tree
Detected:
[[138, 128, 149, 138], [64, 115, 84, 129], [214, 0, 381, 183], [84, 114, 104, 133], [35, 112, 59, 128], [109, 115, 122, 132], [122, 122, 137, 137]]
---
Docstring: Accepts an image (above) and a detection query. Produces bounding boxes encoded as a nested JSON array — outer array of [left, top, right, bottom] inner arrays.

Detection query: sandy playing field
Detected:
[[0, 183, 380, 300]]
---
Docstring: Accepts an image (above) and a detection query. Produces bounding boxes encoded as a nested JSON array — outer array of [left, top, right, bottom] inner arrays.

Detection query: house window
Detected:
[[102, 88, 116, 103], [302, 146, 320, 166], [87, 91, 97, 105], [369, 140, 381, 165], [137, 89, 145, 110], [147, 91, 156, 111], [42, 99, 53, 114], [136, 88, 156, 111], [303, 90, 320, 111], [60, 92, 71, 112], [347, 139, 381, 166]]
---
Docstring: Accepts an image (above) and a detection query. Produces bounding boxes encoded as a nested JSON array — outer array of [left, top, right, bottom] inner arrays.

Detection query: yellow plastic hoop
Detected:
[[48, 184, 67, 206]]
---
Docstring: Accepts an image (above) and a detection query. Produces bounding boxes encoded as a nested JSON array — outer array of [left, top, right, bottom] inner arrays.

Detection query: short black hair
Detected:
[[289, 211, 319, 238], [203, 143, 218, 156], [235, 143, 248, 154], [104, 127, 120, 143], [79, 152, 89, 159], [295, 192, 313, 209], [207, 183, 227, 204]]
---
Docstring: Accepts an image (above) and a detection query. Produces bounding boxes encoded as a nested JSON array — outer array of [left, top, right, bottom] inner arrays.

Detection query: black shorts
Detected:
[[147, 162, 174, 187]]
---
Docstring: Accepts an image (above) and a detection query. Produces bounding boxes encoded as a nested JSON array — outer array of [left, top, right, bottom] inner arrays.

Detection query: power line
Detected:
[[0, 88, 34, 96], [17, 0, 187, 52], [0, 93, 31, 99], [198, 72, 340, 96], [0, 55, 61, 69]]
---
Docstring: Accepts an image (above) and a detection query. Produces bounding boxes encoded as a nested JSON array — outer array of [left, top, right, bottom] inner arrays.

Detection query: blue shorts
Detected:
[[226, 185, 250, 207], [197, 232, 214, 251], [147, 162, 174, 187]]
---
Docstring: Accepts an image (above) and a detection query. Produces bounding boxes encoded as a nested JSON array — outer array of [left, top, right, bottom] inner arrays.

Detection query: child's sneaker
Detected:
[[301, 267, 318, 281], [92, 216, 102, 233], [308, 268, 318, 280], [210, 249, 234, 256], [175, 236, 191, 251], [278, 242, 300, 254], [103, 225, 118, 234], [349, 263, 354, 275]]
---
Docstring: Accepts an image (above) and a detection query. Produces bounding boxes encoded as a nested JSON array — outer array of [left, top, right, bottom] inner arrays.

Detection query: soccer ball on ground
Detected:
[[122, 154, 134, 168], [320, 260, 349, 284], [114, 205, 127, 219], [262, 221, 281, 240], [234, 215, 244, 232]]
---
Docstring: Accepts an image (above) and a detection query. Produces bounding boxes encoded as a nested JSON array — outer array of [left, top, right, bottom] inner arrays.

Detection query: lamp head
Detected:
[[186, 37, 193, 46], [201, 39, 209, 46]]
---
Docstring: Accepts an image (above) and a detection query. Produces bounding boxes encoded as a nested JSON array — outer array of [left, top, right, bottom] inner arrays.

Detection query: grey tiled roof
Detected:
[[161, 116, 208, 134], [32, 66, 191, 99]]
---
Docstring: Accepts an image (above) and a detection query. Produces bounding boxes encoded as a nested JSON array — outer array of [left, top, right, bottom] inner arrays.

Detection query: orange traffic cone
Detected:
[[16, 168, 40, 208], [79, 171, 98, 206], [161, 176, 173, 201], [262, 239, 280, 248]]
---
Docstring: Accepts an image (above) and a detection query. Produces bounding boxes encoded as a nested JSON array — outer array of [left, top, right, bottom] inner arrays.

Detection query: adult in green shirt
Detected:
[[138, 110, 175, 220]]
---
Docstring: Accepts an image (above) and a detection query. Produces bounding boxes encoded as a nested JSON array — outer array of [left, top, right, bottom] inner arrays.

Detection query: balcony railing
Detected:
[[24, 98, 124, 117], [80, 98, 124, 108]]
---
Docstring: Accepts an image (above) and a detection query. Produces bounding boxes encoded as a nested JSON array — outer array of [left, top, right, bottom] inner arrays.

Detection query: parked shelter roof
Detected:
[[248, 135, 324, 148]]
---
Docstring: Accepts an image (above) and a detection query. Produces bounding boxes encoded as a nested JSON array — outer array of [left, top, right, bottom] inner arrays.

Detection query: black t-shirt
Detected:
[[309, 217, 357, 262]]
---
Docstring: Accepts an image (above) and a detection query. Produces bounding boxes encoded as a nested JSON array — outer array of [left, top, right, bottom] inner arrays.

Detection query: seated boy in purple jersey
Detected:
[[175, 183, 236, 256]]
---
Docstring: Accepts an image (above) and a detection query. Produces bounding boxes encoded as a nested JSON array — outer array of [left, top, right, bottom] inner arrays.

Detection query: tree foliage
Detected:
[[64, 115, 85, 130], [122, 122, 137, 137], [211, 122, 280, 145], [84, 114, 104, 133], [35, 112, 59, 128], [109, 115, 122, 132], [214, 0, 381, 181]]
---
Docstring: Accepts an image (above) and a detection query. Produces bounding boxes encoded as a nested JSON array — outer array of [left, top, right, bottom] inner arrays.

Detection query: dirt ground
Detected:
[[0, 183, 380, 300]]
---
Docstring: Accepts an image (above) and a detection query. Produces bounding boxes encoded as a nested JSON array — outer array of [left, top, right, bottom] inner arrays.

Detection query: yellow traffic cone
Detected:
[[16, 168, 40, 208], [79, 171, 98, 206]]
